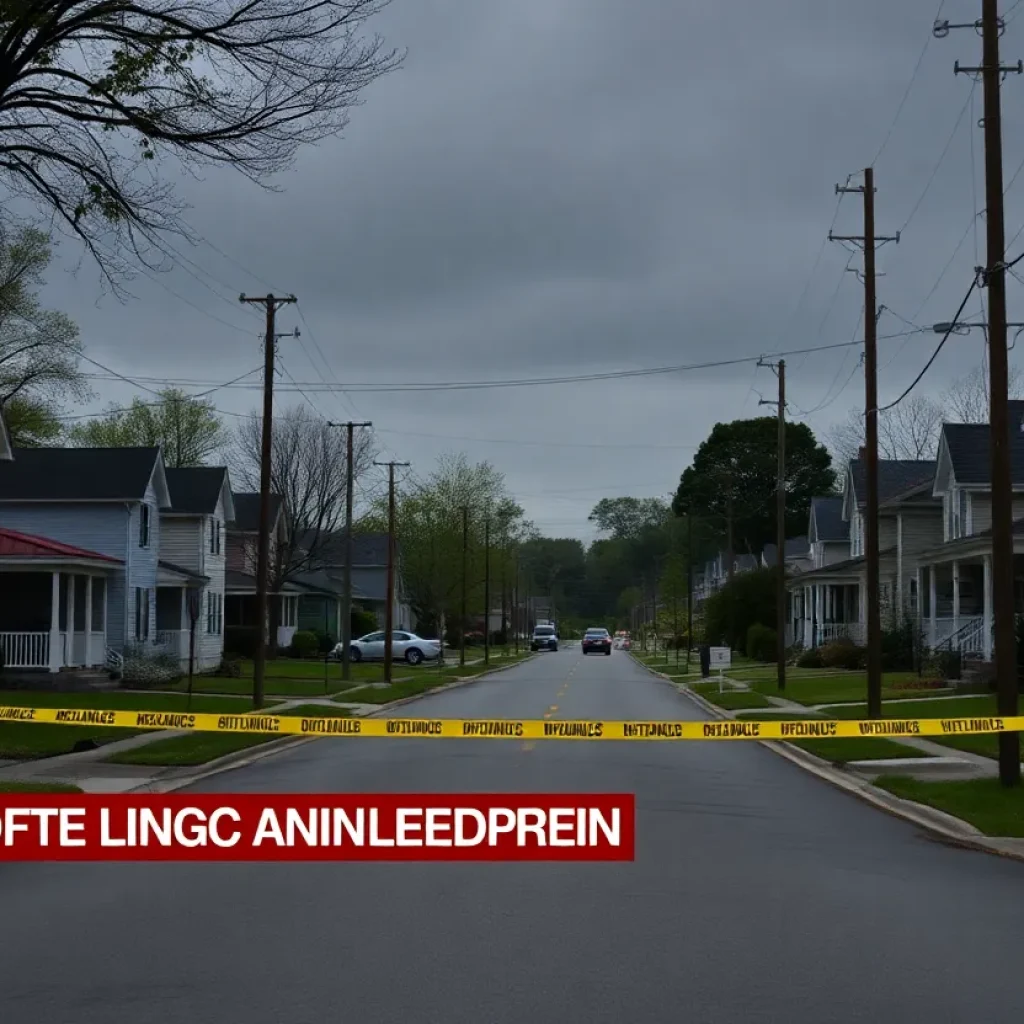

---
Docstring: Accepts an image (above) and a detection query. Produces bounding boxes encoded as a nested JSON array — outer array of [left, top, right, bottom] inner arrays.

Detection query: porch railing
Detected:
[[936, 616, 987, 658], [0, 631, 49, 669], [817, 622, 865, 646]]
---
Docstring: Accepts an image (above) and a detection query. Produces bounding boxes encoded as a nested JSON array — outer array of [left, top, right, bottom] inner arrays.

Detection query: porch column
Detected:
[[952, 560, 960, 638], [929, 566, 937, 648], [47, 571, 61, 673], [815, 585, 823, 644], [180, 588, 189, 660], [84, 576, 93, 666], [803, 586, 811, 647], [983, 554, 993, 661], [66, 572, 75, 667]]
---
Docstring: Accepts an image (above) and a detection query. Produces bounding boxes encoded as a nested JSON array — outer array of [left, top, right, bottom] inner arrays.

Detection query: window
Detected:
[[139, 504, 151, 548], [209, 518, 222, 555], [280, 597, 297, 628], [206, 591, 223, 635], [134, 588, 150, 640]]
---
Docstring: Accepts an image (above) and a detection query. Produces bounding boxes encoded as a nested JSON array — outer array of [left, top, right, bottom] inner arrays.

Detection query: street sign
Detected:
[[709, 647, 731, 669]]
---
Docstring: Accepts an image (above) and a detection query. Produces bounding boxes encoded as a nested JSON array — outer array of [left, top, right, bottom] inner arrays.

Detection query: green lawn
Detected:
[[107, 704, 351, 766], [0, 781, 84, 793], [875, 776, 1024, 837], [747, 672, 954, 707], [733, 711, 929, 764], [0, 692, 263, 761], [222, 659, 408, 682], [690, 683, 773, 710]]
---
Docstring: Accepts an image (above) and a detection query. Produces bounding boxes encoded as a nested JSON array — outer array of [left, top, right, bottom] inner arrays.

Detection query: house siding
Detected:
[[0, 501, 134, 648], [197, 501, 227, 671], [126, 483, 160, 648], [879, 515, 897, 551], [160, 517, 203, 572], [965, 493, 1024, 535]]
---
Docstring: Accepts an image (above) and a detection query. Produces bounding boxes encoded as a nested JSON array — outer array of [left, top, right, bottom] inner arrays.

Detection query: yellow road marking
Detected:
[[521, 741, 535, 751]]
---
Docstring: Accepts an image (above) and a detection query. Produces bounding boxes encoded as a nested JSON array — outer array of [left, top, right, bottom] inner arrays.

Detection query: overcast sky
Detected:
[[40, 0, 1024, 545]]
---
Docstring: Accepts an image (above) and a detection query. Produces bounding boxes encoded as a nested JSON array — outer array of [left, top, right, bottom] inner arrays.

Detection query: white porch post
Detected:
[[952, 560, 960, 638], [803, 586, 811, 647], [84, 576, 93, 666], [47, 571, 61, 672], [983, 554, 993, 661], [929, 566, 937, 648], [815, 585, 823, 644], [66, 572, 75, 667], [180, 588, 189, 660]]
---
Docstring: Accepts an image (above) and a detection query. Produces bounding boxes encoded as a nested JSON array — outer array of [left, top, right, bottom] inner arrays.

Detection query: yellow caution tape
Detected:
[[0, 706, 1022, 740]]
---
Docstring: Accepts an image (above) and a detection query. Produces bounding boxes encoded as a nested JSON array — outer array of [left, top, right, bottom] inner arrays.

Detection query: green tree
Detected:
[[366, 453, 533, 642], [703, 567, 779, 652], [0, 1, 402, 280], [70, 389, 227, 466], [0, 226, 88, 444], [588, 496, 669, 539], [672, 417, 835, 554]]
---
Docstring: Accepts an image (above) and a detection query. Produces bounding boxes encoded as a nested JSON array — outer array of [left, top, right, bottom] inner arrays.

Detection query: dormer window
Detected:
[[209, 518, 221, 555], [139, 504, 151, 548]]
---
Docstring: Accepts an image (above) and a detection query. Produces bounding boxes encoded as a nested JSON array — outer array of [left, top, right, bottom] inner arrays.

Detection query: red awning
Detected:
[[0, 527, 121, 562]]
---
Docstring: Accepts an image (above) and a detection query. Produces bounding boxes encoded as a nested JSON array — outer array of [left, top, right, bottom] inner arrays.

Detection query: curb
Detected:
[[127, 655, 537, 792], [628, 655, 1024, 864]]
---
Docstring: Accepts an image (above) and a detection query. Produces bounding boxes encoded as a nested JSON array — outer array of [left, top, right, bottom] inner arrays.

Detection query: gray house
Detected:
[[0, 444, 176, 672]]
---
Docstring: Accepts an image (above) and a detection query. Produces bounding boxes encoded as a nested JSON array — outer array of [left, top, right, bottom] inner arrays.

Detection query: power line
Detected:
[[879, 274, 978, 413], [74, 328, 926, 395]]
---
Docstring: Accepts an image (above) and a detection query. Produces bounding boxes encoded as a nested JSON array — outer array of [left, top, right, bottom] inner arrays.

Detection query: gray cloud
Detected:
[[34, 0, 1024, 540]]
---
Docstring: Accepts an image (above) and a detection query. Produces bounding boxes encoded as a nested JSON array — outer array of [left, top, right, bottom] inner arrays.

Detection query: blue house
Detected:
[[0, 440, 183, 672]]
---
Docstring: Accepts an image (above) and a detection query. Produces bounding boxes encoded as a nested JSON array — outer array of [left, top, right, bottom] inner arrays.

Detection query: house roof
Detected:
[[300, 530, 389, 566], [849, 458, 936, 506], [811, 496, 847, 542], [158, 559, 209, 584], [941, 403, 1024, 485], [291, 569, 372, 600], [0, 403, 11, 461], [165, 467, 233, 517], [229, 492, 283, 532], [762, 537, 811, 567], [224, 569, 308, 594], [0, 447, 168, 504], [0, 527, 121, 562]]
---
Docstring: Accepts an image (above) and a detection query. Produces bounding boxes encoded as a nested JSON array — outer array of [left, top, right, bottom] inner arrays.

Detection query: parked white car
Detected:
[[333, 630, 443, 666]]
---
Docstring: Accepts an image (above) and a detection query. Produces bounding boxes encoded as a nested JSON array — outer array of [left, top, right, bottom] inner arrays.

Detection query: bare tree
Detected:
[[232, 405, 377, 587], [0, 2, 403, 281], [826, 395, 944, 466], [942, 364, 1024, 423]]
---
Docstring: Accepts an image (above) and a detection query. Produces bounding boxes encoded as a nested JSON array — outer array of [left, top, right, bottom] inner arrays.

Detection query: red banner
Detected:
[[0, 793, 635, 861]]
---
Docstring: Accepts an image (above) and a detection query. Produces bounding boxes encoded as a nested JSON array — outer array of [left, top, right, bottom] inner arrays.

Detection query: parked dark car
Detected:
[[581, 628, 612, 655]]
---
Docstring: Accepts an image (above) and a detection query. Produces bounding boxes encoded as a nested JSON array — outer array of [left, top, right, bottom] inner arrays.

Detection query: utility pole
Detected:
[[830, 171, 899, 718], [686, 516, 694, 672], [239, 292, 296, 709], [759, 358, 787, 692], [513, 556, 520, 655], [460, 505, 469, 667], [329, 420, 372, 682], [374, 459, 410, 683], [483, 518, 491, 665], [941, 4, 1022, 784]]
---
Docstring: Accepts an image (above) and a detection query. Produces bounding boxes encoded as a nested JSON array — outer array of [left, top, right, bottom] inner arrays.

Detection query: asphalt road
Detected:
[[3, 650, 1024, 1023]]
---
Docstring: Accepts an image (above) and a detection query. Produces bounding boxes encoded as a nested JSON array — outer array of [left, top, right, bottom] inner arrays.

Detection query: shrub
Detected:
[[796, 646, 824, 669], [935, 649, 962, 680], [351, 606, 378, 639], [289, 630, 319, 659], [880, 617, 919, 672], [704, 567, 779, 652], [818, 638, 865, 670], [119, 645, 180, 688], [314, 631, 336, 655], [215, 656, 243, 678], [745, 623, 778, 663]]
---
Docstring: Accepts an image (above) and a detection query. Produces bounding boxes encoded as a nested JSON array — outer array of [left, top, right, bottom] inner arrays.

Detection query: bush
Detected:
[[880, 617, 918, 672], [663, 634, 689, 651], [351, 606, 378, 639], [215, 656, 242, 678], [224, 626, 260, 660], [119, 645, 180, 688], [745, 623, 778, 663], [935, 649, 962, 680], [704, 567, 779, 652], [314, 631, 336, 655], [289, 630, 319, 659], [818, 638, 865, 670], [796, 646, 824, 669]]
